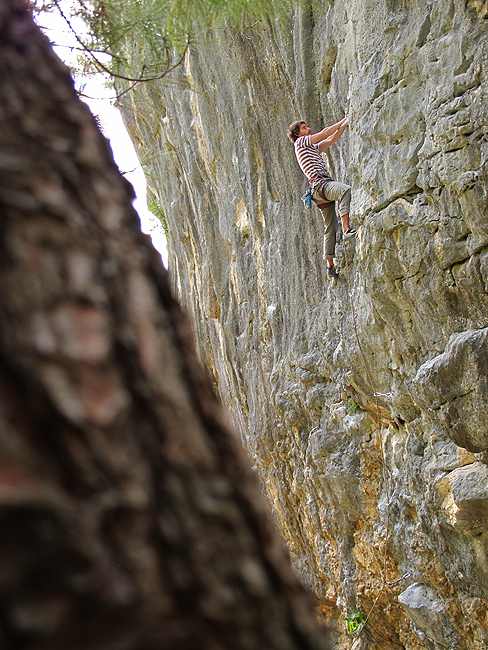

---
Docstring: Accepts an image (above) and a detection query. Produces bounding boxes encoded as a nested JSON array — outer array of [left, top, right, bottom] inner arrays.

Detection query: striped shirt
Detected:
[[294, 135, 332, 183]]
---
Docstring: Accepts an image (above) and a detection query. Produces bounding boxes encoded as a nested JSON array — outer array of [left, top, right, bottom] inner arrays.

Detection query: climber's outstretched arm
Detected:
[[309, 117, 349, 146], [317, 118, 349, 153]]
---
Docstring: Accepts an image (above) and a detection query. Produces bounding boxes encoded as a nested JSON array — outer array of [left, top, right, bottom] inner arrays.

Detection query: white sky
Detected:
[[36, 6, 168, 265]]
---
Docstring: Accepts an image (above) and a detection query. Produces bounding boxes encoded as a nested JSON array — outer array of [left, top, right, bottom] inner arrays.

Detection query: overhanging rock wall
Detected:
[[120, 1, 488, 647]]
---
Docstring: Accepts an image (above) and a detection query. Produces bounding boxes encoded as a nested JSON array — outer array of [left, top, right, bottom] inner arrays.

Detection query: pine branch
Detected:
[[52, 0, 191, 85]]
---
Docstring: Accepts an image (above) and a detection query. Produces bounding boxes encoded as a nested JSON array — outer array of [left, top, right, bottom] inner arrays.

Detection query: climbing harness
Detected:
[[301, 180, 334, 210]]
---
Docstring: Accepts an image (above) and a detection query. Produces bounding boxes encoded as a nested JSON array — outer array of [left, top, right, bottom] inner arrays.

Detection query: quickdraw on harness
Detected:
[[301, 188, 313, 209], [301, 175, 334, 210]]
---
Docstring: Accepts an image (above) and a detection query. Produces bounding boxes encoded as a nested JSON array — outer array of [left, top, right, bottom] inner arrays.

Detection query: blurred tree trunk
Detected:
[[0, 2, 331, 649]]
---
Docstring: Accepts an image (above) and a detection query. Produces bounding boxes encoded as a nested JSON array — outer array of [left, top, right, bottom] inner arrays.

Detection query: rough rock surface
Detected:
[[119, 1, 488, 648]]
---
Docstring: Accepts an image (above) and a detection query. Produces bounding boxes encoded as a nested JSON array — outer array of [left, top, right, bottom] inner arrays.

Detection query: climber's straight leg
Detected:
[[320, 202, 337, 261]]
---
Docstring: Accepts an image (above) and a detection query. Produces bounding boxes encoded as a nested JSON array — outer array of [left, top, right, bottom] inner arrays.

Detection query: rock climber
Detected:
[[287, 117, 356, 278]]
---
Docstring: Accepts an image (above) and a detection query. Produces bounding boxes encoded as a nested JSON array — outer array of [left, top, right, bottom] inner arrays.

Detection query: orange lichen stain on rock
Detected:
[[463, 597, 488, 649]]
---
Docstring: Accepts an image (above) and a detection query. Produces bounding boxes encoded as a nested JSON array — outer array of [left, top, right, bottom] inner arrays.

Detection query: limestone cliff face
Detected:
[[120, 1, 488, 647]]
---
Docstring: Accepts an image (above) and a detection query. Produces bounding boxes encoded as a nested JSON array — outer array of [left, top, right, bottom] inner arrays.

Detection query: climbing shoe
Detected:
[[327, 266, 339, 278], [344, 228, 357, 239]]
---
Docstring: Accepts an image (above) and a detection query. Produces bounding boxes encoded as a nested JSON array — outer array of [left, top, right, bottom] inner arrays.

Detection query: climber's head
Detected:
[[287, 120, 309, 143]]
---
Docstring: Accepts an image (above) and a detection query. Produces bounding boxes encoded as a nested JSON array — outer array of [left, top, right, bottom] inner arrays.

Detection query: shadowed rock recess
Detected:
[[118, 1, 488, 648]]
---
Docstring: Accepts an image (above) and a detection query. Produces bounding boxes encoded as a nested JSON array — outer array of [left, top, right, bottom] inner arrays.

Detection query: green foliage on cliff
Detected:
[[345, 610, 365, 635], [148, 199, 168, 236], [346, 399, 358, 415], [36, 0, 294, 83]]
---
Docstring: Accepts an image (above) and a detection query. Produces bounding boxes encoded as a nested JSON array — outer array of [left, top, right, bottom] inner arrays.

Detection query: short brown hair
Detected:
[[287, 120, 305, 143]]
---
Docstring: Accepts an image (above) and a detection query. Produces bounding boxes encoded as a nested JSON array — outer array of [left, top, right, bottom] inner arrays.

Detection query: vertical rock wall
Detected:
[[119, 1, 488, 647]]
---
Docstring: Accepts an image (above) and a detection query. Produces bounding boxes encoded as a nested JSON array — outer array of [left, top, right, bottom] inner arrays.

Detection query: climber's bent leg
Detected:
[[319, 181, 351, 234]]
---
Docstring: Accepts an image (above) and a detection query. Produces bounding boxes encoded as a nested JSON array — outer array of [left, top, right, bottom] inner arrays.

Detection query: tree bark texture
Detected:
[[0, 2, 331, 649]]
